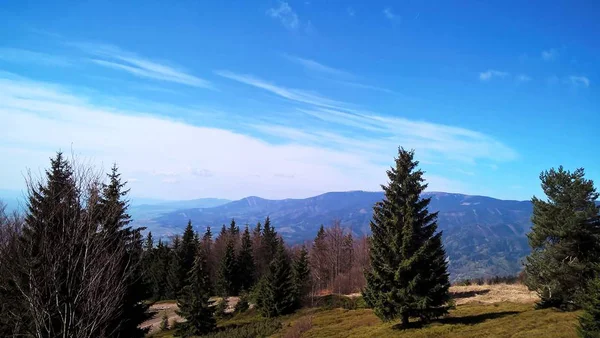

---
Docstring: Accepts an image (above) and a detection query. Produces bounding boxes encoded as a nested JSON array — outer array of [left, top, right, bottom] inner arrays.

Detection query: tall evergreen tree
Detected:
[[256, 239, 297, 317], [149, 239, 169, 300], [524, 167, 600, 309], [252, 221, 264, 277], [218, 238, 238, 296], [578, 274, 600, 338], [262, 216, 279, 262], [167, 236, 183, 299], [363, 148, 451, 327], [202, 226, 216, 289], [180, 220, 197, 282], [311, 225, 329, 290], [237, 225, 256, 292], [176, 248, 216, 337], [293, 246, 311, 305], [101, 164, 150, 337]]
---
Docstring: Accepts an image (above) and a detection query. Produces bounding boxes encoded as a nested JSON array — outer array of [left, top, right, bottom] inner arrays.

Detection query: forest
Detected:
[[0, 147, 599, 337]]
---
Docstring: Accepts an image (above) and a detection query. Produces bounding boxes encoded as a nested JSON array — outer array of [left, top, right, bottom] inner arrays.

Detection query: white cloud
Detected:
[[568, 75, 590, 87], [215, 70, 349, 109], [516, 74, 532, 83], [479, 70, 509, 81], [541, 48, 558, 61], [267, 2, 299, 30], [0, 48, 72, 67], [74, 42, 213, 88], [383, 8, 398, 21], [0, 75, 516, 200], [284, 54, 352, 78]]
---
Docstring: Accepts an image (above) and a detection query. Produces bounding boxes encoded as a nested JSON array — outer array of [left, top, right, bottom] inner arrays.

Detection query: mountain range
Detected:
[[129, 191, 534, 281]]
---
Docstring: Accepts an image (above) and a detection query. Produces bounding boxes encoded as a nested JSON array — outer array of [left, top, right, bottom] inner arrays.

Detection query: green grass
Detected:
[[148, 302, 580, 337]]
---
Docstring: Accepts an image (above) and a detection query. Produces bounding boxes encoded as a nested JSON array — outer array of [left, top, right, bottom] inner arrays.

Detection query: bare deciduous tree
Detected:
[[0, 154, 142, 337]]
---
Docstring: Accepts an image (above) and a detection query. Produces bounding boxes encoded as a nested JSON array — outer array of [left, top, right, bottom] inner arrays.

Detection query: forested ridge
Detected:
[[1, 148, 599, 337]]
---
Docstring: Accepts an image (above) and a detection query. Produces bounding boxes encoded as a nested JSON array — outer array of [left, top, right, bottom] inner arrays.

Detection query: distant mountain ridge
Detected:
[[133, 190, 534, 281]]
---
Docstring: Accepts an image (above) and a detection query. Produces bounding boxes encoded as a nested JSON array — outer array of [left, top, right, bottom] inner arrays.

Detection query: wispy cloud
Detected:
[[215, 70, 349, 109], [74, 42, 213, 89], [1, 72, 517, 198], [479, 70, 509, 81], [0, 48, 72, 67], [347, 7, 355, 17], [383, 7, 398, 21], [284, 55, 351, 78], [284, 54, 395, 94], [568, 76, 590, 87], [541, 48, 558, 61], [267, 1, 299, 30], [516, 74, 532, 83]]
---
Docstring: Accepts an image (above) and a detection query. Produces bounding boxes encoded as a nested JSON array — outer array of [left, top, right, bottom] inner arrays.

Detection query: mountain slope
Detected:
[[140, 191, 533, 280]]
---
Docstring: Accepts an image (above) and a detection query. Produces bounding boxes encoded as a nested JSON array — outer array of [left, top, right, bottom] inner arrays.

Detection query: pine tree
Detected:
[[293, 246, 311, 305], [202, 226, 215, 290], [363, 148, 451, 327], [238, 225, 256, 292], [149, 239, 169, 300], [252, 221, 264, 277], [176, 248, 216, 337], [256, 239, 297, 317], [166, 236, 183, 299], [311, 225, 329, 290], [524, 167, 600, 309], [262, 216, 279, 263], [578, 276, 600, 337], [180, 220, 197, 284], [101, 164, 150, 337], [218, 238, 238, 296]]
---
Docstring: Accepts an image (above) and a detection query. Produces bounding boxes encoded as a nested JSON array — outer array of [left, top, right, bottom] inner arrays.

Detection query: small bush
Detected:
[[214, 298, 229, 319], [235, 294, 250, 313], [199, 319, 282, 338], [159, 312, 169, 331], [315, 294, 367, 310]]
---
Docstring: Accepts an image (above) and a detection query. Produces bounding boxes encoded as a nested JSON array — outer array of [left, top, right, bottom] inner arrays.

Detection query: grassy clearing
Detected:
[[146, 284, 580, 337]]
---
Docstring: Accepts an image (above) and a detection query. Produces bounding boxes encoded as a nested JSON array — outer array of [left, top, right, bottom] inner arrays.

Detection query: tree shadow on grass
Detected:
[[392, 311, 520, 330], [450, 289, 491, 299]]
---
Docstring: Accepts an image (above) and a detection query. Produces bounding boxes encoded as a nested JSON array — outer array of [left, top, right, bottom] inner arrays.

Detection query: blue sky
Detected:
[[0, 0, 598, 202]]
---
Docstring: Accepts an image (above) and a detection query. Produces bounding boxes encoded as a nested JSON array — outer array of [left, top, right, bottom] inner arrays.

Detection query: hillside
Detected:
[[135, 191, 533, 280], [147, 284, 579, 338]]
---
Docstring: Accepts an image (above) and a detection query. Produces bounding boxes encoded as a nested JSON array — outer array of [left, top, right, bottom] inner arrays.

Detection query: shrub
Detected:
[[235, 294, 250, 314], [159, 312, 169, 331]]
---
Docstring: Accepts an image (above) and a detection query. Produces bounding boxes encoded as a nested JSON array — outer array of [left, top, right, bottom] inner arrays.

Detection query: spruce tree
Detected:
[[578, 276, 600, 337], [180, 220, 197, 282], [176, 248, 216, 337], [524, 167, 600, 309], [238, 225, 256, 292], [167, 236, 183, 299], [262, 216, 279, 262], [218, 238, 238, 296], [252, 221, 264, 277], [256, 239, 297, 317], [363, 148, 451, 327], [150, 239, 169, 300], [311, 225, 329, 290], [293, 246, 311, 305], [202, 226, 215, 289], [101, 164, 150, 337]]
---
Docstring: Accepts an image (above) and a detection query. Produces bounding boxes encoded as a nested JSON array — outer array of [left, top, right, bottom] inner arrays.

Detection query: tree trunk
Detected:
[[401, 312, 409, 327]]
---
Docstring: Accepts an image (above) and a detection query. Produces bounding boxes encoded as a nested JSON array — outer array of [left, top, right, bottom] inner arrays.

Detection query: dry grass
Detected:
[[144, 284, 577, 338], [449, 283, 539, 305]]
